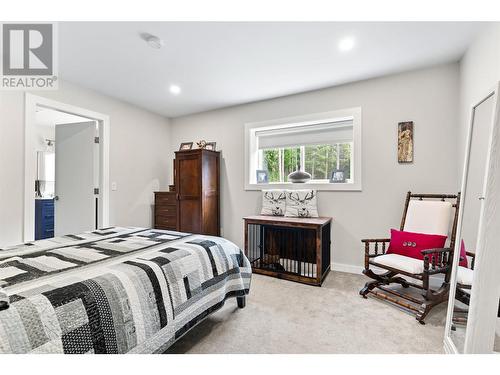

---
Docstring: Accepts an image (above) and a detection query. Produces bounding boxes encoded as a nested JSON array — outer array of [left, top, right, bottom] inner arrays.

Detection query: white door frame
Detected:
[[24, 93, 110, 242]]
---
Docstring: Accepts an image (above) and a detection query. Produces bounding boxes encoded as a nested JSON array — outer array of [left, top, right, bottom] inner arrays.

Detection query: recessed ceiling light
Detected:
[[338, 37, 355, 52], [145, 34, 164, 49], [169, 84, 181, 95]]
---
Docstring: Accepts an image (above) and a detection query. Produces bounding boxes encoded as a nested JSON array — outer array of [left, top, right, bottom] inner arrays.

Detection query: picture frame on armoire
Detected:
[[179, 142, 193, 151], [205, 142, 216, 151]]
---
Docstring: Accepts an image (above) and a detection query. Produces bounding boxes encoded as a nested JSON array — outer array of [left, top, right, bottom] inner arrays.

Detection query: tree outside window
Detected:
[[260, 143, 351, 183]]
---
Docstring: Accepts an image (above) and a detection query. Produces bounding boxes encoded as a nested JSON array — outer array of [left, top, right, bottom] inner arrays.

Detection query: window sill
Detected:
[[245, 182, 362, 191]]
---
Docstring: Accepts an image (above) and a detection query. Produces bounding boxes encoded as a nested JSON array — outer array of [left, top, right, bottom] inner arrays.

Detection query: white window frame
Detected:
[[244, 107, 362, 191]]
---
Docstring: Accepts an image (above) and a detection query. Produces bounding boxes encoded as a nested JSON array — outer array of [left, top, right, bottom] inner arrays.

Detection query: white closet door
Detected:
[[54, 121, 96, 236]]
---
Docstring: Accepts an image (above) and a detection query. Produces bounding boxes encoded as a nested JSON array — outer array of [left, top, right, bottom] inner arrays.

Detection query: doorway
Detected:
[[24, 94, 110, 242]]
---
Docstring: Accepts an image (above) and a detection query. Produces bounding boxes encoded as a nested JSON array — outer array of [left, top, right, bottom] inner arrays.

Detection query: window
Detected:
[[245, 108, 362, 191], [258, 143, 352, 183]]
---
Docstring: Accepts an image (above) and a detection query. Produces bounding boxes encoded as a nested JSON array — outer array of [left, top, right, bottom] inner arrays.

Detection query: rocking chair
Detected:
[[359, 192, 461, 324]]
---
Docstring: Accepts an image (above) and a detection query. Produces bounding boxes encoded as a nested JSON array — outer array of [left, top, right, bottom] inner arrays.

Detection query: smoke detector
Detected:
[[142, 33, 164, 49]]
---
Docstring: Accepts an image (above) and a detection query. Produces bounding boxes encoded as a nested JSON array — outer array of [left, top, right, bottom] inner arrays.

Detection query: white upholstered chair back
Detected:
[[403, 200, 453, 236]]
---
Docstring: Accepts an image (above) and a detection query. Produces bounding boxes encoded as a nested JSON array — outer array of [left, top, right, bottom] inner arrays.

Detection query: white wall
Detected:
[[457, 21, 500, 252], [458, 24, 500, 179], [170, 63, 460, 270], [0, 80, 171, 247]]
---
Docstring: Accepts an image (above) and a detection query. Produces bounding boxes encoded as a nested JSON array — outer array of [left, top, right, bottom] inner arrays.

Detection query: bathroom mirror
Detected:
[[36, 150, 56, 198], [444, 83, 500, 354]]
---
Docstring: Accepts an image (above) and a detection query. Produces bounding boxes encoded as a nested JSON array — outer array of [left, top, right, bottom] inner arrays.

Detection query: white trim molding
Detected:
[[24, 93, 110, 242], [244, 108, 362, 191], [331, 262, 364, 275]]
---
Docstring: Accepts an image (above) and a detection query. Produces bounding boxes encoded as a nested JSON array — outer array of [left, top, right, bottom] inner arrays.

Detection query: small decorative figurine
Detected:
[[196, 140, 207, 149]]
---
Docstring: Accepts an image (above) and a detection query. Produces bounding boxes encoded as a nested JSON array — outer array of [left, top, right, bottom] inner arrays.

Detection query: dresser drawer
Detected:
[[155, 193, 176, 205], [155, 205, 176, 217], [42, 202, 54, 211], [155, 215, 177, 229], [41, 203, 54, 215]]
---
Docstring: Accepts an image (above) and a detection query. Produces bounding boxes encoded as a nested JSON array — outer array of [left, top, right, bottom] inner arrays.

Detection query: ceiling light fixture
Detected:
[[144, 34, 164, 49], [338, 37, 355, 52], [169, 84, 181, 95]]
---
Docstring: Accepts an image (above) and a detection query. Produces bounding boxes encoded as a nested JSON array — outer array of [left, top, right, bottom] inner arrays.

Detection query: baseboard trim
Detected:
[[331, 262, 364, 275]]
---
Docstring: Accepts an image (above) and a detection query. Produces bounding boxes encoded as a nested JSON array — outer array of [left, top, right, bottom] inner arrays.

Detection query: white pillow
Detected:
[[260, 190, 286, 216], [403, 200, 452, 236], [285, 189, 319, 218]]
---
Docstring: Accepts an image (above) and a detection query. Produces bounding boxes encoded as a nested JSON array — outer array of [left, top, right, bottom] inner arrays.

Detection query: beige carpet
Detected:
[[166, 271, 447, 354]]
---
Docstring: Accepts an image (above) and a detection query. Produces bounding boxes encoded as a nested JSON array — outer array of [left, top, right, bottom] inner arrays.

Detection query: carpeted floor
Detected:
[[166, 271, 447, 354]]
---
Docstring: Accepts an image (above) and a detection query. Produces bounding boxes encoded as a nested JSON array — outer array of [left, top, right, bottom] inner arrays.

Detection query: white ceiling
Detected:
[[59, 22, 486, 118]]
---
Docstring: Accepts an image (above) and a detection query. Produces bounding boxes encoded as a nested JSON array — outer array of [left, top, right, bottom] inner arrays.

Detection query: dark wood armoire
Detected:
[[173, 149, 220, 236]]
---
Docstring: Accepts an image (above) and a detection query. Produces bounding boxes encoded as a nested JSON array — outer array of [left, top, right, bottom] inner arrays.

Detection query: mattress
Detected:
[[0, 227, 251, 353]]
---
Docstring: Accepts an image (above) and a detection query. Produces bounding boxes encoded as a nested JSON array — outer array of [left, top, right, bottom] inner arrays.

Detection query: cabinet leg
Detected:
[[237, 296, 246, 308]]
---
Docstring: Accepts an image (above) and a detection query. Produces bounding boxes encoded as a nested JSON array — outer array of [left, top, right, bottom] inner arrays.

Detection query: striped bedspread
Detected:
[[0, 227, 251, 353]]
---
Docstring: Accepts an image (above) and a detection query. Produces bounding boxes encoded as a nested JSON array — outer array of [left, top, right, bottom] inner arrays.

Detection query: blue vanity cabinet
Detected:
[[35, 199, 55, 240]]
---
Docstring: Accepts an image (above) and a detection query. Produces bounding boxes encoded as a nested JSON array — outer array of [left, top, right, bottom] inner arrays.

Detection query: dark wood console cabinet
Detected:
[[243, 215, 332, 286]]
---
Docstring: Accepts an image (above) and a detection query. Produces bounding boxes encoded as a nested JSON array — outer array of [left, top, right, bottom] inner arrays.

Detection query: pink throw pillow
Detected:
[[386, 229, 447, 261], [459, 240, 469, 268]]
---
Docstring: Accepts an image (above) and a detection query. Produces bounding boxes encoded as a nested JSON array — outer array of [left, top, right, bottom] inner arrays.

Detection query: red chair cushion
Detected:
[[386, 229, 447, 261], [459, 240, 469, 268]]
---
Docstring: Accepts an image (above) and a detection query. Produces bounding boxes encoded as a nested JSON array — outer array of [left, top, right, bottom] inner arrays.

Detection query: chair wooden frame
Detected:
[[452, 252, 475, 327], [359, 191, 461, 324], [455, 252, 476, 306], [452, 251, 500, 338]]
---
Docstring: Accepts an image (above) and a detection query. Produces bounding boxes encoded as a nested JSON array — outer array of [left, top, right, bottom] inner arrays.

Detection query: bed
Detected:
[[0, 227, 251, 353]]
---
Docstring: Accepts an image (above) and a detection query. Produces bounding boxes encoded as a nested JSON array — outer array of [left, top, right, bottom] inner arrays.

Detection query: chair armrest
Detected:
[[421, 247, 452, 274], [421, 247, 452, 255], [466, 251, 476, 269], [361, 239, 390, 262], [361, 238, 390, 244]]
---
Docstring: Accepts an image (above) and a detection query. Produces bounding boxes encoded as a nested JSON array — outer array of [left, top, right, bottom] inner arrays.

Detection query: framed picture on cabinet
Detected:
[[179, 142, 193, 151], [205, 142, 217, 151]]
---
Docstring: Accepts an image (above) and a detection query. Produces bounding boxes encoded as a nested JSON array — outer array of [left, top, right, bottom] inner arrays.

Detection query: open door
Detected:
[[55, 121, 97, 236]]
